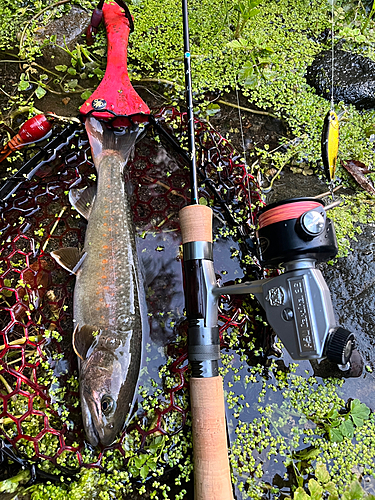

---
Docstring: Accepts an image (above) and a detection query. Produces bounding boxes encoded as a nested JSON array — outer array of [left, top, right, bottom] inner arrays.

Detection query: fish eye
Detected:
[[101, 395, 114, 415]]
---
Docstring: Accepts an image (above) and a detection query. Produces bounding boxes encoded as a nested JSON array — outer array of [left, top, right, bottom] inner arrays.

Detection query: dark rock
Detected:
[[34, 6, 91, 69], [306, 49, 375, 109], [321, 223, 375, 405]]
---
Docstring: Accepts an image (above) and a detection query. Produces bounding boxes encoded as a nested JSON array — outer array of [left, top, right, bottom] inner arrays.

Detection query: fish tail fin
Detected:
[[85, 117, 143, 170]]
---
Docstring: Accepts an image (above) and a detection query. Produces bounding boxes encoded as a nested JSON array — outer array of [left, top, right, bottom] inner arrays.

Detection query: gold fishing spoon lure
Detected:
[[321, 109, 339, 195]]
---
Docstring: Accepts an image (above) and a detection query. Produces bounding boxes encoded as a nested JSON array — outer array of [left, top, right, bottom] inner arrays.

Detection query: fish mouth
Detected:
[[81, 392, 100, 447], [81, 391, 118, 447]]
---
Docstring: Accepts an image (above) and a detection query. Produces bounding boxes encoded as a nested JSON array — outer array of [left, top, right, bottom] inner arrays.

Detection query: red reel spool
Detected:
[[256, 198, 337, 267], [258, 200, 322, 229]]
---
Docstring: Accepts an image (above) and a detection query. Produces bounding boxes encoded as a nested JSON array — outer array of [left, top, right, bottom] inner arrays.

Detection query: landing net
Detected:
[[0, 108, 264, 479]]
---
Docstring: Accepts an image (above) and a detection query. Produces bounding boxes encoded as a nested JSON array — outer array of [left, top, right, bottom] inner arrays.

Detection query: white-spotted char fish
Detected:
[[51, 117, 147, 446]]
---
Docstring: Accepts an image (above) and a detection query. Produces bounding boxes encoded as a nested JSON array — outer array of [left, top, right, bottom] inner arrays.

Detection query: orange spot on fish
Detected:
[[102, 259, 108, 264], [103, 245, 109, 249]]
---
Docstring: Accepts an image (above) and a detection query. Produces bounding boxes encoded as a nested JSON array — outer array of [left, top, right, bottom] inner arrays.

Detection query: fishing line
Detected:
[[331, 0, 335, 110], [234, 77, 254, 226], [225, 15, 254, 227]]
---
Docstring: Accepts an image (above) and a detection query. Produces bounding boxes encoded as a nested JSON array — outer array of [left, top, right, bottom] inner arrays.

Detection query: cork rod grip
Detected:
[[190, 376, 234, 500], [179, 205, 213, 244]]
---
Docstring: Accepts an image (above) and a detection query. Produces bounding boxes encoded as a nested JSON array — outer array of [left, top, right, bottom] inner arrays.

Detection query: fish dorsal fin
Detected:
[[73, 324, 99, 361], [69, 186, 96, 219], [50, 248, 87, 274]]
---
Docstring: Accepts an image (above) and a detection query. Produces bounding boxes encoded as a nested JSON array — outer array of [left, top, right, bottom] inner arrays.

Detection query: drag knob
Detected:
[[298, 208, 326, 239], [325, 327, 355, 366]]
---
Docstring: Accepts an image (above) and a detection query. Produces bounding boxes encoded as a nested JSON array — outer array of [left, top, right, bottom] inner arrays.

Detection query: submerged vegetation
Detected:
[[1, 0, 375, 499]]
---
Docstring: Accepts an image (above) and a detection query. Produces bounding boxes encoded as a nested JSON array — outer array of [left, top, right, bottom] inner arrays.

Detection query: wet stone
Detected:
[[306, 49, 375, 109], [322, 223, 375, 370], [34, 6, 91, 69]]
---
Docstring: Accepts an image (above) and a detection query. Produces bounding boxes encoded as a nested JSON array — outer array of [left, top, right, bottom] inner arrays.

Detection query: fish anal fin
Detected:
[[73, 324, 99, 361], [69, 186, 97, 220], [51, 247, 87, 274]]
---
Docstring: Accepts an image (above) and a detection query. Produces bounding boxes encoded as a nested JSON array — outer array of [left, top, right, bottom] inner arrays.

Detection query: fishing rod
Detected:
[[178, 7, 359, 499], [178, 3, 234, 500]]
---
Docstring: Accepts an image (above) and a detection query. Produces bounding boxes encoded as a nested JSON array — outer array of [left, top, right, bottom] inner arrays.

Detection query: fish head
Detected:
[[328, 110, 339, 130], [79, 348, 133, 447]]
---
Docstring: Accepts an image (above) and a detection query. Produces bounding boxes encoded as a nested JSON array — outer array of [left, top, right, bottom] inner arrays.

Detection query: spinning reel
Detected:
[[181, 197, 356, 377]]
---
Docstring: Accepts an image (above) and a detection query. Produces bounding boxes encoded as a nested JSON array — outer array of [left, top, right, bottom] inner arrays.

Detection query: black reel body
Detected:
[[251, 198, 356, 367], [256, 197, 338, 267]]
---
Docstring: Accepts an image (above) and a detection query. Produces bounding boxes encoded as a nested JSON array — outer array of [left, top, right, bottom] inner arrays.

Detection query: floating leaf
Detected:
[[81, 90, 92, 100], [148, 459, 157, 471], [308, 479, 323, 500], [35, 86, 46, 99], [341, 160, 375, 196], [238, 62, 259, 88], [140, 464, 149, 479], [326, 481, 339, 500], [68, 79, 78, 89], [226, 38, 250, 50], [67, 67, 77, 76], [315, 462, 330, 484], [18, 80, 30, 91], [293, 487, 310, 500], [339, 418, 354, 439], [328, 426, 343, 442], [55, 65, 67, 72], [344, 480, 364, 500], [206, 103, 221, 116], [134, 455, 147, 468], [293, 447, 320, 461], [350, 399, 370, 428]]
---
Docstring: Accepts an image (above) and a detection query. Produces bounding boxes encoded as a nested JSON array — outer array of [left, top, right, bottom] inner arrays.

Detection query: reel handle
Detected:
[[179, 204, 233, 500]]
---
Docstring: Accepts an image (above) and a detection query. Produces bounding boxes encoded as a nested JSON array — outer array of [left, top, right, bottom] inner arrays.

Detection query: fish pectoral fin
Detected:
[[69, 186, 97, 220], [73, 324, 99, 360], [51, 247, 87, 274]]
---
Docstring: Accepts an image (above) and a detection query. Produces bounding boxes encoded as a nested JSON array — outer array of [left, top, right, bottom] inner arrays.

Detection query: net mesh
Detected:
[[0, 108, 263, 475]]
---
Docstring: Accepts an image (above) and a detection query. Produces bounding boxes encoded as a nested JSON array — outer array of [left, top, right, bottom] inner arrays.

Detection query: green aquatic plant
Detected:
[[227, 0, 263, 39], [218, 312, 375, 499], [314, 399, 371, 443], [291, 462, 375, 500], [328, 193, 375, 258]]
